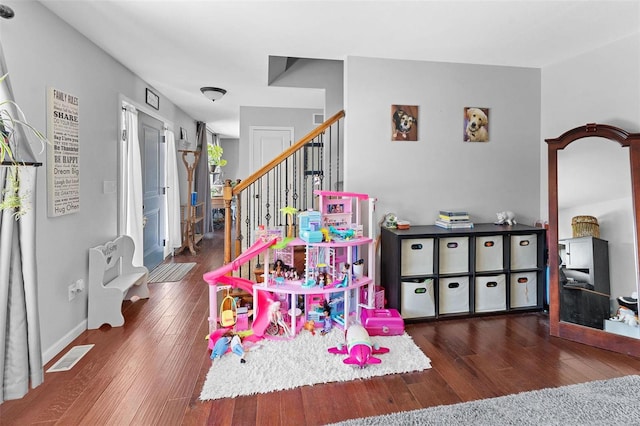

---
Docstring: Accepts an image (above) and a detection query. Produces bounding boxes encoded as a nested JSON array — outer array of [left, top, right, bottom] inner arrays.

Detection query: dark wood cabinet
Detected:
[[560, 287, 610, 329], [559, 236, 610, 329], [380, 223, 546, 320]]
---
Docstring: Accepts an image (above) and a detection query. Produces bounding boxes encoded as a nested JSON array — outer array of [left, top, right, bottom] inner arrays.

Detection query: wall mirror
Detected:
[[547, 123, 640, 357]]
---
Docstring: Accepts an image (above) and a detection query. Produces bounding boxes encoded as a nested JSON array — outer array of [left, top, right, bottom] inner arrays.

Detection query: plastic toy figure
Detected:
[[266, 301, 291, 337], [230, 334, 246, 363], [328, 324, 390, 368], [336, 263, 350, 288], [321, 301, 332, 335], [304, 320, 316, 336], [272, 259, 287, 277], [211, 330, 247, 363]]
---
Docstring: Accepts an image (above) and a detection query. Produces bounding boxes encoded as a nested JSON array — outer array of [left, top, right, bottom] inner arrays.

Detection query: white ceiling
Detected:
[[40, 0, 640, 139]]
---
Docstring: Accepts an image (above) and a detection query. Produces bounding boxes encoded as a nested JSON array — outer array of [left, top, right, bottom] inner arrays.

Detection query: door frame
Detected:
[[249, 126, 295, 172], [117, 94, 174, 253], [138, 109, 166, 270]]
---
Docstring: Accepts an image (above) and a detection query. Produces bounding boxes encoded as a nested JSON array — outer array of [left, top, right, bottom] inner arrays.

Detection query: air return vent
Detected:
[[46, 344, 94, 372]]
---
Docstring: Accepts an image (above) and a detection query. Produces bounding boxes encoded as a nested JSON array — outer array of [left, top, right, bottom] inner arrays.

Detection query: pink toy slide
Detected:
[[214, 275, 274, 338], [203, 238, 279, 349]]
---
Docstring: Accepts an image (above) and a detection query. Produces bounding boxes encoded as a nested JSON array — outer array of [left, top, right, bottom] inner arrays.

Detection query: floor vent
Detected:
[[46, 344, 94, 373]]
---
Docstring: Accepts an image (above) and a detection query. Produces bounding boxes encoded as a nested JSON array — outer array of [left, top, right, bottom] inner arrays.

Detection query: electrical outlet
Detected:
[[68, 283, 77, 301]]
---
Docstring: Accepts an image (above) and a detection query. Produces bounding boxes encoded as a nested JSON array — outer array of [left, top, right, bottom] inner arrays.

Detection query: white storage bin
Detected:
[[476, 235, 503, 272], [510, 272, 538, 308], [438, 277, 470, 314], [510, 234, 538, 270], [439, 237, 469, 274], [401, 278, 435, 319], [475, 275, 506, 313], [401, 238, 434, 276]]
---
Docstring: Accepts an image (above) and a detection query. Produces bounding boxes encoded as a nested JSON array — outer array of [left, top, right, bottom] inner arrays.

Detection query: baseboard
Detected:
[[42, 320, 87, 365]]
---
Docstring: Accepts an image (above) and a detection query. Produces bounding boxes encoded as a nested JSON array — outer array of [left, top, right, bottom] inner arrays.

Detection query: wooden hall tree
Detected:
[[176, 150, 203, 255]]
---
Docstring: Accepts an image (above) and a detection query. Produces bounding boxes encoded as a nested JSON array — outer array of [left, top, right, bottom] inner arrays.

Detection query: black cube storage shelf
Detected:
[[380, 223, 546, 321]]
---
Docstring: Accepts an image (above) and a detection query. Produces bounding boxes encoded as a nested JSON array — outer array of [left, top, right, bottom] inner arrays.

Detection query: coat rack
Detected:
[[176, 149, 203, 255]]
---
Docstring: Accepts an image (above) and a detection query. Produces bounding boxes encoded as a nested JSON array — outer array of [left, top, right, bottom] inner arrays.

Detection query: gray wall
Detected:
[[1, 1, 197, 362], [541, 33, 640, 300], [344, 56, 542, 228], [271, 58, 344, 121], [220, 138, 240, 182]]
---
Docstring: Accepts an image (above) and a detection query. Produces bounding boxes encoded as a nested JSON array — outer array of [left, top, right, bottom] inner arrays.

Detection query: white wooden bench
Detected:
[[88, 235, 149, 329]]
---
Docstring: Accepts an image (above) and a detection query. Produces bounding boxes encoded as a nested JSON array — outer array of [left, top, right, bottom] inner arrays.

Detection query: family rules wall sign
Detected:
[[47, 87, 79, 217]]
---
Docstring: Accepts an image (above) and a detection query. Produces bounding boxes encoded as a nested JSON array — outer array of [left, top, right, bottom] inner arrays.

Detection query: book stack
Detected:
[[435, 210, 474, 229]]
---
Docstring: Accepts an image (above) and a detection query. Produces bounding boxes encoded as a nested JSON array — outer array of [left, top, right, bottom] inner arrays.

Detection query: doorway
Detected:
[[250, 127, 294, 171], [138, 111, 166, 270], [249, 126, 294, 227]]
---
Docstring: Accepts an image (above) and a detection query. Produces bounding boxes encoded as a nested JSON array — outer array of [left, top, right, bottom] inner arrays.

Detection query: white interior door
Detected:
[[250, 127, 294, 228], [250, 127, 294, 171], [138, 111, 165, 270]]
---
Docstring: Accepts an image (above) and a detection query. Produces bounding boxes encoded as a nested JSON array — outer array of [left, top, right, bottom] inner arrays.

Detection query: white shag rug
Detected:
[[199, 329, 431, 400]]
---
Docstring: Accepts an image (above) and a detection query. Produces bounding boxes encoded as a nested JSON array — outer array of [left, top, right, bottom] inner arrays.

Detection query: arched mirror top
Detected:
[[545, 123, 640, 150]]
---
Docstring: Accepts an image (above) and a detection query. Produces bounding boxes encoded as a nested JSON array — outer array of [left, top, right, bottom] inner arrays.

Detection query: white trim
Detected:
[[42, 320, 87, 365], [248, 126, 295, 172], [119, 94, 175, 132], [313, 113, 324, 125], [117, 94, 174, 236]]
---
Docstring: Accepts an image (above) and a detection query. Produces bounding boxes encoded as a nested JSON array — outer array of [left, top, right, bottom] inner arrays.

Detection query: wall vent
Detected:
[[313, 113, 324, 125]]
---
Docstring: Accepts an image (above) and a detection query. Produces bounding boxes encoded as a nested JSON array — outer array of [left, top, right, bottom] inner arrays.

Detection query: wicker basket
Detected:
[[571, 215, 600, 238]]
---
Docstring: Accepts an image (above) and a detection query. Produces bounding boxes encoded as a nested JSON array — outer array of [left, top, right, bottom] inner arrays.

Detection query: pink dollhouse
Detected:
[[202, 190, 378, 339]]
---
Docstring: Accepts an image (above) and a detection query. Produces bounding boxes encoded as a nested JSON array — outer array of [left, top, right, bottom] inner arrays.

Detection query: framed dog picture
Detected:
[[463, 107, 490, 142], [391, 105, 418, 141]]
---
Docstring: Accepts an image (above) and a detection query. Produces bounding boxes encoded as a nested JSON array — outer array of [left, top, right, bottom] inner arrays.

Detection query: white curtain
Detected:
[[0, 39, 43, 403], [0, 166, 43, 403], [122, 106, 144, 266], [164, 128, 181, 255]]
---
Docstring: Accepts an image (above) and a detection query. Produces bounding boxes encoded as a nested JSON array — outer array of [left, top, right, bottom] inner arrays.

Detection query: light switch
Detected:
[[103, 181, 116, 194]]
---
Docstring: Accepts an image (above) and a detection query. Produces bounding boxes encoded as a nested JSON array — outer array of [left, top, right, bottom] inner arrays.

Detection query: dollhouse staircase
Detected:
[[218, 110, 345, 277]]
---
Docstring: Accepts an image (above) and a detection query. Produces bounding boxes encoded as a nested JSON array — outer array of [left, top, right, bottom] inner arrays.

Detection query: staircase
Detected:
[[219, 110, 345, 278]]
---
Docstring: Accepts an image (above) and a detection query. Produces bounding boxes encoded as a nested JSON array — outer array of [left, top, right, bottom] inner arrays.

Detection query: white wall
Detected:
[[541, 33, 640, 302], [344, 56, 542, 227], [1, 1, 197, 363]]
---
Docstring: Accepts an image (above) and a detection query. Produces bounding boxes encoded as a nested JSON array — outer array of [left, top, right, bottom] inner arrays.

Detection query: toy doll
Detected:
[[211, 330, 246, 363], [230, 334, 246, 363], [320, 301, 332, 335], [336, 263, 350, 288], [272, 259, 287, 277]]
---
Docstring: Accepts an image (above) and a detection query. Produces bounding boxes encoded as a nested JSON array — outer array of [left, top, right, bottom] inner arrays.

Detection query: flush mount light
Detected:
[[0, 4, 15, 19], [200, 87, 227, 102]]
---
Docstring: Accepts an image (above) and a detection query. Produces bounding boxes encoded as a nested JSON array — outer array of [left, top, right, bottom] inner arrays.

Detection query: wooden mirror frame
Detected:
[[546, 123, 640, 357]]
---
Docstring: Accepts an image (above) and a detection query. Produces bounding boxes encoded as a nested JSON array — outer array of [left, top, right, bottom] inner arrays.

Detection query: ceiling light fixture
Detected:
[[0, 4, 15, 19], [200, 87, 227, 102]]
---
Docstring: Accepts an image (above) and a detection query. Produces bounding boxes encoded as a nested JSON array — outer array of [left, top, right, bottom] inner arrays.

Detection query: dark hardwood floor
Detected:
[[2, 231, 640, 425]]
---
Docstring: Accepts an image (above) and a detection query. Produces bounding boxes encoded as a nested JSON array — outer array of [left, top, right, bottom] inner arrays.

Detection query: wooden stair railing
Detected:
[[220, 110, 345, 272]]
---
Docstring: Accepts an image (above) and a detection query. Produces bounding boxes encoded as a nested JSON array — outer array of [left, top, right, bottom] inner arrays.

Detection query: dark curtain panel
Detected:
[[195, 121, 212, 236]]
